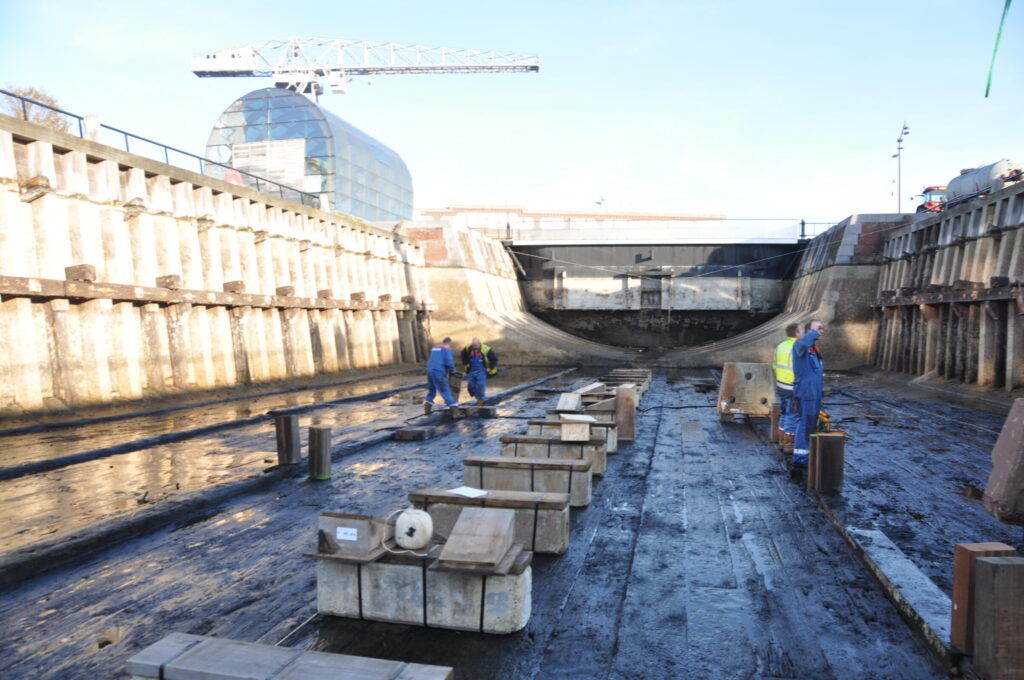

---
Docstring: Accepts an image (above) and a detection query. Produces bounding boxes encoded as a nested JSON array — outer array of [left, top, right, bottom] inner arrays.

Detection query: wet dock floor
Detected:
[[0, 369, 1013, 679]]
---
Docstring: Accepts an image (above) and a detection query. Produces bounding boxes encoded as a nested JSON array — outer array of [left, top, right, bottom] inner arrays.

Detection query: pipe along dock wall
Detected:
[[0, 114, 433, 414], [872, 180, 1024, 390]]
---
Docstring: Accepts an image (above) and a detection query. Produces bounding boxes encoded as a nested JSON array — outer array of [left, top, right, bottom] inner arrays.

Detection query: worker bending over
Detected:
[[460, 337, 498, 406], [791, 319, 825, 467], [424, 337, 457, 414], [772, 323, 802, 443]]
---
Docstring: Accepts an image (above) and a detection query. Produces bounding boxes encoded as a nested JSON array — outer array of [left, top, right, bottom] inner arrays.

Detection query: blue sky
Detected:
[[1, 1, 1020, 227]]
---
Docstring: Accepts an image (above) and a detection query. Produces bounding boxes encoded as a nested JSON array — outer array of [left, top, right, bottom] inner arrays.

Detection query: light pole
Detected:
[[892, 121, 909, 213]]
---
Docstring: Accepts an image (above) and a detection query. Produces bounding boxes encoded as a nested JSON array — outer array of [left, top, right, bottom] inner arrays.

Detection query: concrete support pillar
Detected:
[[245, 307, 271, 382], [45, 299, 87, 405], [79, 298, 114, 402], [108, 302, 144, 400], [978, 303, 1000, 387], [0, 130, 16, 180], [1008, 229, 1024, 282], [166, 302, 196, 389], [26, 140, 57, 185], [921, 305, 941, 374], [341, 310, 360, 369], [186, 304, 216, 389], [127, 211, 159, 287], [238, 227, 261, 297], [0, 298, 46, 412], [228, 306, 252, 385], [0, 186, 37, 277], [398, 310, 417, 363], [263, 308, 287, 380], [371, 310, 392, 366], [31, 193, 72, 280], [54, 150, 89, 197], [309, 308, 338, 374], [1008, 310, 1024, 390], [141, 303, 172, 393], [198, 222, 224, 292], [208, 307, 236, 386]]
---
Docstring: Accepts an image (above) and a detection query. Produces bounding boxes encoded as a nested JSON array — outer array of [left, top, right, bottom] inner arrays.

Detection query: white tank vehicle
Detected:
[[946, 159, 1023, 208]]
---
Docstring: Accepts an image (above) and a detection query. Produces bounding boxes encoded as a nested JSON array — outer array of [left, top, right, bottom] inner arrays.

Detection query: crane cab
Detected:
[[916, 185, 947, 214]]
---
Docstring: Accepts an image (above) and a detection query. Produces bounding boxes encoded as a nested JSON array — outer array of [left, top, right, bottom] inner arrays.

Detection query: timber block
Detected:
[[529, 418, 618, 453], [408, 487, 570, 555], [222, 280, 245, 294], [983, 398, 1024, 525], [126, 633, 454, 679], [393, 426, 439, 441], [316, 551, 532, 634], [559, 413, 596, 441], [156, 274, 182, 290], [316, 513, 393, 561], [717, 362, 773, 421], [973, 557, 1024, 678], [499, 434, 607, 476], [438, 507, 516, 567], [64, 264, 97, 282], [463, 455, 593, 507], [275, 285, 295, 296], [951, 542, 1018, 654]]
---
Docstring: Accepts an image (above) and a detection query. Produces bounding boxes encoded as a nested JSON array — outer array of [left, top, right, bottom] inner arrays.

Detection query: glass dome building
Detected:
[[204, 87, 413, 221]]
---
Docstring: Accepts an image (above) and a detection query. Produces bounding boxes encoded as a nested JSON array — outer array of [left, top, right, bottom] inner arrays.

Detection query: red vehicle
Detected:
[[915, 185, 947, 213]]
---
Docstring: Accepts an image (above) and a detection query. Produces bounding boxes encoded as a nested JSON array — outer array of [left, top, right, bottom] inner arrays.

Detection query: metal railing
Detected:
[[0, 87, 320, 208]]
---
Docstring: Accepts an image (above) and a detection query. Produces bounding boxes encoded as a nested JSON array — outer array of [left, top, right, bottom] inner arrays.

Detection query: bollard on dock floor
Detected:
[[308, 426, 332, 480], [274, 414, 301, 466]]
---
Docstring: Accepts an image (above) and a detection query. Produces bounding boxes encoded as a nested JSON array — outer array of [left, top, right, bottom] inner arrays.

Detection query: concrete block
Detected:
[[316, 554, 531, 633], [951, 542, 1018, 654], [438, 507, 515, 567], [529, 418, 618, 453], [983, 398, 1024, 525], [393, 426, 439, 441], [463, 455, 592, 507], [125, 632, 206, 678], [164, 637, 301, 679], [716, 362, 773, 421], [974, 556, 1024, 678], [275, 650, 453, 679], [408, 487, 570, 555], [128, 634, 456, 680], [499, 434, 607, 476]]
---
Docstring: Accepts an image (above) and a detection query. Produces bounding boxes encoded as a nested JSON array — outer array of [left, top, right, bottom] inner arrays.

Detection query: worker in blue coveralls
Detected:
[[460, 337, 499, 406], [423, 337, 457, 414], [791, 319, 825, 467]]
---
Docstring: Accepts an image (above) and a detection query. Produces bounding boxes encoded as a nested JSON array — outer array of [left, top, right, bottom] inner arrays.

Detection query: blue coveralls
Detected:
[[465, 348, 489, 400], [791, 329, 823, 466], [425, 344, 457, 406]]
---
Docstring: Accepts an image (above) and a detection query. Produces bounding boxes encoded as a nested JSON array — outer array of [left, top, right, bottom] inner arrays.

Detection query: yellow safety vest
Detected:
[[773, 338, 796, 385]]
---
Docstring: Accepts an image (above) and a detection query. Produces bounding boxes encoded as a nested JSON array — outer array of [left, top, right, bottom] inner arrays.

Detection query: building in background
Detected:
[[204, 87, 412, 221]]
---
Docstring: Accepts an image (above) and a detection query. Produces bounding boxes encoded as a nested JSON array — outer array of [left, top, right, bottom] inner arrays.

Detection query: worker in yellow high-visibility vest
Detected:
[[772, 323, 802, 438]]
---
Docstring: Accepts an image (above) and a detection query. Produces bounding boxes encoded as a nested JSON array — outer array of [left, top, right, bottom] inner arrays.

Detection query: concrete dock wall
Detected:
[[871, 180, 1024, 389], [0, 114, 432, 414]]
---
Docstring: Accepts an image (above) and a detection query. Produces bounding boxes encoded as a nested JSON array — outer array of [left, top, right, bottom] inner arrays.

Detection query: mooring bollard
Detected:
[[274, 413, 301, 466], [308, 426, 332, 480]]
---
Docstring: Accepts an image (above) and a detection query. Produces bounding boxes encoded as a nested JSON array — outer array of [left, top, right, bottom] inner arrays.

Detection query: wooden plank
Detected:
[[615, 383, 637, 442], [555, 392, 583, 412], [463, 455, 592, 472], [407, 486, 570, 510], [437, 507, 515, 567], [951, 542, 1018, 654], [585, 397, 617, 412], [572, 382, 606, 395]]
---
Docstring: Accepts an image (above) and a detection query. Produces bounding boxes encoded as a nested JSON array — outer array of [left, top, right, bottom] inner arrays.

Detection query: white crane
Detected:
[[191, 36, 540, 95]]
